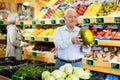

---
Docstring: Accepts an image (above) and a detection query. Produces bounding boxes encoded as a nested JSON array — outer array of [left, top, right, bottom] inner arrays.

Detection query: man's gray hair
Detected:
[[64, 8, 76, 18], [7, 13, 18, 24]]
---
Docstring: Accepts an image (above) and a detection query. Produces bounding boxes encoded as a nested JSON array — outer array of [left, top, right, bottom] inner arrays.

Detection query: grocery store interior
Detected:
[[0, 0, 120, 80]]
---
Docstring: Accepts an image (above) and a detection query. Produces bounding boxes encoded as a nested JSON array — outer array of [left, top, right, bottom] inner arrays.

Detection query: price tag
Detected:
[[83, 18, 90, 24], [60, 19, 65, 25], [32, 20, 36, 26], [22, 36, 25, 41], [111, 63, 120, 70], [32, 52, 37, 57], [0, 20, 4, 25], [20, 21, 24, 27], [44, 37, 49, 42], [12, 75, 23, 80], [4, 36, 7, 40], [114, 17, 120, 24], [96, 18, 104, 24], [51, 20, 56, 25], [30, 37, 35, 42], [93, 40, 98, 46], [22, 51, 24, 55], [86, 59, 94, 66], [40, 20, 45, 25]]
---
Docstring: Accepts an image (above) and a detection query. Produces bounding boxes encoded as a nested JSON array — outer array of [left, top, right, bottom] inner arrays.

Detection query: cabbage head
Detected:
[[66, 74, 79, 80], [45, 76, 55, 80], [42, 71, 51, 80], [72, 67, 84, 78]]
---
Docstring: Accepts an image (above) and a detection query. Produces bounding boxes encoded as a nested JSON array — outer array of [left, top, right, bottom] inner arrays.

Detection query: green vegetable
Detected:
[[66, 74, 79, 80], [72, 67, 84, 78], [42, 71, 51, 80], [45, 76, 55, 80]]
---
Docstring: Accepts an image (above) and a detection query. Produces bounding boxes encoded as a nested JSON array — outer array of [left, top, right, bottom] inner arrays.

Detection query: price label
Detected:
[[40, 20, 45, 25], [22, 51, 24, 55], [31, 37, 35, 42], [22, 36, 25, 41], [32, 52, 37, 57], [44, 37, 49, 42], [96, 18, 104, 24], [93, 40, 98, 46], [32, 20, 36, 26], [114, 17, 120, 24], [0, 20, 4, 25], [83, 18, 90, 24], [12, 75, 23, 80], [51, 20, 56, 25], [111, 63, 120, 70], [60, 19, 65, 25], [86, 59, 94, 66], [4, 36, 7, 40], [20, 21, 24, 27]]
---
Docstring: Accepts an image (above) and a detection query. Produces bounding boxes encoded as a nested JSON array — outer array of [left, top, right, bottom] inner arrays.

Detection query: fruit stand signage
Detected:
[[93, 40, 98, 46], [32, 52, 37, 57], [44, 37, 49, 42], [60, 19, 65, 25], [0, 20, 4, 25], [83, 18, 90, 24], [96, 18, 104, 24], [22, 36, 25, 41], [51, 20, 56, 25], [86, 59, 94, 66], [12, 75, 23, 80], [40, 20, 45, 25], [32, 20, 36, 26], [114, 17, 120, 24], [20, 21, 24, 27], [111, 63, 120, 70], [31, 37, 35, 42]]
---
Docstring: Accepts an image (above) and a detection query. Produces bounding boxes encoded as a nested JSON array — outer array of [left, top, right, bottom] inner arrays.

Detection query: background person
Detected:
[[6, 13, 29, 60]]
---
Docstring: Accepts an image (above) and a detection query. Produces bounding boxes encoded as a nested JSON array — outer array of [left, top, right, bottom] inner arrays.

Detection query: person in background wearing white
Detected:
[[54, 8, 92, 68], [6, 13, 29, 60]]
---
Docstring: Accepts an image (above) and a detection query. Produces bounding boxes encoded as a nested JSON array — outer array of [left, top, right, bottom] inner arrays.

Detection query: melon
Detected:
[[79, 27, 94, 45]]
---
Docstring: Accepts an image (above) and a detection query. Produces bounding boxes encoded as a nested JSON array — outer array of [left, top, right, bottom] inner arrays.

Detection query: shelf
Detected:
[[23, 36, 54, 42], [82, 59, 120, 76], [22, 50, 55, 63], [0, 75, 11, 80], [1, 16, 119, 26], [94, 40, 120, 47]]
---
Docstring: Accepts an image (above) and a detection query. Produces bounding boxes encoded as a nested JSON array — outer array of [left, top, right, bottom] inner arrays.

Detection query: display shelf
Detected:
[[0, 75, 11, 80], [0, 0, 32, 3], [0, 16, 118, 25], [22, 50, 55, 63], [23, 36, 54, 42], [82, 59, 120, 76], [94, 40, 120, 47]]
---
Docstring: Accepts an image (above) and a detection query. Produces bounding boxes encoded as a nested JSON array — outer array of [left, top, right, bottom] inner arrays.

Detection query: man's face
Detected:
[[64, 10, 77, 27]]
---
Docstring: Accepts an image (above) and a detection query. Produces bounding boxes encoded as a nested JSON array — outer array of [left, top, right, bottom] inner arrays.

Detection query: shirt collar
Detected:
[[64, 25, 78, 32]]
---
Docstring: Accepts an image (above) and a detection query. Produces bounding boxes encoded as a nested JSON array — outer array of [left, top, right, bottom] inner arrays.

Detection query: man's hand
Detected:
[[84, 44, 92, 48], [72, 36, 83, 44]]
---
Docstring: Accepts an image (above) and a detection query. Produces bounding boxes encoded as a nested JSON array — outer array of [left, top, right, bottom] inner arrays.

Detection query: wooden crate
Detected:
[[82, 59, 120, 76], [22, 50, 56, 63], [0, 75, 11, 80]]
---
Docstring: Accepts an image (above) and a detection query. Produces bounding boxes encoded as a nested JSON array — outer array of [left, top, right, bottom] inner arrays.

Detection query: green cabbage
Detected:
[[42, 71, 51, 80], [64, 63, 73, 74], [65, 74, 79, 80], [45, 76, 55, 80], [81, 71, 91, 79], [51, 70, 67, 79], [72, 67, 84, 78]]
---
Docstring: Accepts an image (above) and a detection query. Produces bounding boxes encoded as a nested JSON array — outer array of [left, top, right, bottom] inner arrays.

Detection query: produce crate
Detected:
[[0, 75, 11, 80], [22, 50, 56, 63], [82, 59, 120, 76]]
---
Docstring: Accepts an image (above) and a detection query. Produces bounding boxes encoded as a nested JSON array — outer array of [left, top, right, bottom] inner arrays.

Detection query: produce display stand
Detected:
[[22, 50, 56, 63], [0, 75, 11, 80], [82, 59, 120, 76]]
